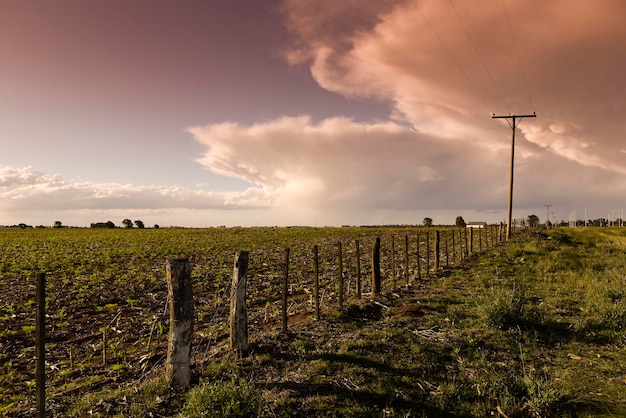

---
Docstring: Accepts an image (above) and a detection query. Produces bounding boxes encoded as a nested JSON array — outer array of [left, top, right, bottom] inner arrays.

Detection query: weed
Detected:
[[181, 377, 262, 418], [478, 285, 523, 329]]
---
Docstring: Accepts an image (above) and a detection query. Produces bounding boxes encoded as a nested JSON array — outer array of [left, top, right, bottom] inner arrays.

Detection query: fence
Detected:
[[26, 224, 505, 415]]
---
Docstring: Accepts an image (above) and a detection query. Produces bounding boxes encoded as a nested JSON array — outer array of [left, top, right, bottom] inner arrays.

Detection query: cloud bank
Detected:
[[0, 165, 272, 214]]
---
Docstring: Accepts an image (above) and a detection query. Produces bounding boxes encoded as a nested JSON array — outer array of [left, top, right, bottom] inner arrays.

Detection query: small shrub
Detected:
[[181, 377, 262, 418], [479, 286, 523, 329], [522, 374, 564, 417]]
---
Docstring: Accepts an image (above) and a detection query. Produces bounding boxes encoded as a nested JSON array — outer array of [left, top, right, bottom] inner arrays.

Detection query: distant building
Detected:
[[466, 221, 488, 228], [90, 221, 116, 228]]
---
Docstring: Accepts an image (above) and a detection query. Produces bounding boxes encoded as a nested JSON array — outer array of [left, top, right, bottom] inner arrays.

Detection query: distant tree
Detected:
[[54, 221, 63, 228], [122, 219, 134, 228], [527, 214, 540, 228], [154, 224, 160, 229], [455, 216, 466, 228], [134, 220, 145, 229], [106, 221, 116, 228], [423, 217, 433, 227]]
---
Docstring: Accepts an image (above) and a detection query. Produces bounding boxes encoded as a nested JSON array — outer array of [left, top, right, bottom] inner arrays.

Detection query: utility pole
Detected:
[[492, 113, 536, 240], [543, 204, 552, 229]]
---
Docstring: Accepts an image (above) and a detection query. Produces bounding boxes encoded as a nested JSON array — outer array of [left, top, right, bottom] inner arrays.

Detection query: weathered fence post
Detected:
[[434, 230, 441, 271], [416, 233, 422, 280], [230, 252, 249, 356], [459, 227, 467, 263], [372, 237, 381, 297], [404, 234, 410, 286], [444, 230, 449, 268], [35, 272, 46, 418], [425, 231, 431, 278], [337, 242, 344, 309], [282, 248, 289, 333], [479, 227, 483, 251], [313, 245, 320, 320], [451, 230, 456, 265], [166, 258, 194, 388], [391, 235, 396, 290], [469, 228, 474, 255], [463, 228, 472, 258], [355, 240, 361, 299]]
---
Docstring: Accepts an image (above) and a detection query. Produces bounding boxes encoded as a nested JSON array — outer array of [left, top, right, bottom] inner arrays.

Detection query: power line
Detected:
[[448, 0, 509, 111], [409, 0, 494, 114], [500, 0, 535, 112]]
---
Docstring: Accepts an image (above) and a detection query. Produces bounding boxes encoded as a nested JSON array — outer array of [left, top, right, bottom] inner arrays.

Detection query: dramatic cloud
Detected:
[[289, 0, 626, 158], [188, 114, 626, 222]]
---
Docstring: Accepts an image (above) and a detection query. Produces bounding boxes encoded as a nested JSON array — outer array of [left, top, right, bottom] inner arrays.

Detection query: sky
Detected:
[[2, 0, 626, 227]]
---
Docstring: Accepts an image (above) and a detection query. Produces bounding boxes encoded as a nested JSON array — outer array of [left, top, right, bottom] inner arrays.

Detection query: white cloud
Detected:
[[189, 116, 522, 215]]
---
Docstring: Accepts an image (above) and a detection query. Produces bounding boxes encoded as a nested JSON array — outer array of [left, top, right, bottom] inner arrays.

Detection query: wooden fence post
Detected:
[[444, 230, 449, 268], [458, 229, 462, 261], [230, 251, 250, 356], [166, 258, 194, 388], [282, 248, 289, 333], [464, 228, 469, 259], [372, 237, 381, 297], [230, 252, 249, 356], [434, 230, 440, 271], [416, 233, 422, 280], [355, 240, 361, 299], [425, 231, 431, 278], [337, 242, 344, 309], [479, 227, 483, 251], [391, 236, 396, 290], [35, 272, 46, 418], [469, 228, 474, 255], [313, 245, 320, 320], [451, 230, 456, 265], [404, 234, 410, 286]]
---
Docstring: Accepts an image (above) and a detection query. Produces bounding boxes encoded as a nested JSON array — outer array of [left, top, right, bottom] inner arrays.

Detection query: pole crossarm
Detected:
[[492, 113, 536, 128], [492, 113, 536, 118]]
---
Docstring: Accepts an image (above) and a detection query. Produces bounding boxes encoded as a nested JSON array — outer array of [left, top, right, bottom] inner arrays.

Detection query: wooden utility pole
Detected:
[[544, 204, 552, 229], [492, 113, 536, 240]]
